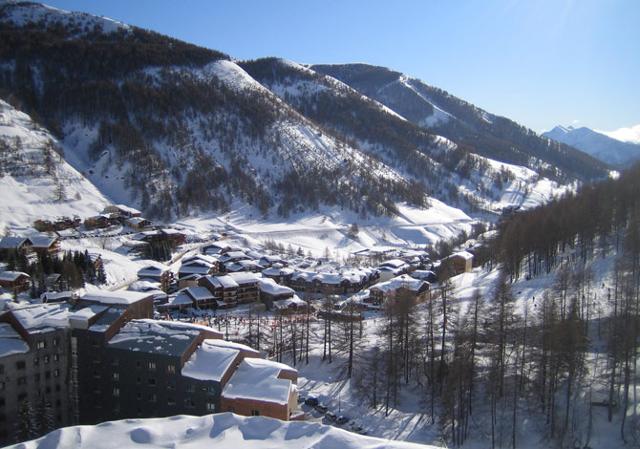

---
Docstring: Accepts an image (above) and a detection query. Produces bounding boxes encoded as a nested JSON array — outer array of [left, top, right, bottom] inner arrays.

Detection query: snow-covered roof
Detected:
[[378, 259, 408, 269], [410, 270, 436, 281], [183, 254, 219, 265], [205, 339, 260, 356], [258, 278, 294, 296], [272, 295, 308, 310], [68, 304, 108, 329], [137, 264, 170, 278], [6, 303, 71, 333], [184, 286, 215, 302], [182, 339, 239, 382], [223, 357, 297, 405], [40, 291, 75, 302], [108, 319, 221, 356], [107, 204, 141, 215], [205, 275, 239, 289], [370, 274, 428, 294], [227, 271, 259, 285], [161, 293, 194, 308], [178, 264, 213, 276], [126, 217, 149, 225], [450, 251, 474, 261], [29, 234, 58, 248], [0, 236, 28, 249], [0, 322, 29, 357], [81, 289, 152, 306], [262, 266, 294, 277], [0, 270, 29, 282], [128, 280, 162, 292]]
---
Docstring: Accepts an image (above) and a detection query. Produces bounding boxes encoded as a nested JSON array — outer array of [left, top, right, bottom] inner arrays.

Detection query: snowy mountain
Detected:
[[0, 1, 605, 233], [311, 63, 609, 180], [6, 412, 435, 449], [0, 99, 109, 231], [543, 125, 640, 168]]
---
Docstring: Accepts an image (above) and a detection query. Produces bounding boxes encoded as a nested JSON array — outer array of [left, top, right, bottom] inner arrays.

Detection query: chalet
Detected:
[[160, 228, 187, 246], [44, 273, 64, 291], [84, 214, 115, 230], [40, 290, 76, 303], [202, 242, 232, 256], [368, 274, 429, 306], [220, 357, 298, 420], [0, 236, 31, 255], [410, 270, 438, 283], [258, 255, 286, 268], [137, 264, 173, 291], [0, 271, 31, 293], [288, 268, 378, 295], [183, 286, 216, 309], [29, 234, 60, 254], [261, 266, 294, 284], [219, 251, 250, 264], [198, 275, 239, 308], [157, 292, 194, 312], [376, 259, 411, 282], [441, 251, 474, 277], [102, 204, 142, 218], [125, 216, 152, 230], [227, 272, 260, 304], [272, 295, 311, 315], [258, 278, 295, 309], [127, 280, 168, 303], [178, 274, 203, 290], [224, 259, 262, 273], [178, 258, 217, 280]]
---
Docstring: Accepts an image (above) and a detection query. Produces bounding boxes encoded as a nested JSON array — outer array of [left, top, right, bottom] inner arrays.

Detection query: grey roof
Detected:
[[107, 320, 205, 357], [0, 236, 29, 249]]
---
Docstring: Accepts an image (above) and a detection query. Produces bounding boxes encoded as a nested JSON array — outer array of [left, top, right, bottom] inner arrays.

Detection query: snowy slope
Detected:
[[544, 125, 640, 168], [7, 412, 436, 449], [0, 99, 109, 231]]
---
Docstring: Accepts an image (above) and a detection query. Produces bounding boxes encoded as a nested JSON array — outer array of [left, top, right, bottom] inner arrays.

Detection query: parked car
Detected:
[[304, 397, 319, 407], [324, 412, 337, 423], [336, 415, 349, 425], [314, 404, 328, 413]]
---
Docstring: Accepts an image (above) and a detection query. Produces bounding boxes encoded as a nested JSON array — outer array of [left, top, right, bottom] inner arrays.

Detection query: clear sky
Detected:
[[43, 0, 639, 133]]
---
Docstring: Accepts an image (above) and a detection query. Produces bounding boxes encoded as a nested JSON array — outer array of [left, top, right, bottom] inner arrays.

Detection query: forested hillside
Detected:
[[312, 63, 610, 182]]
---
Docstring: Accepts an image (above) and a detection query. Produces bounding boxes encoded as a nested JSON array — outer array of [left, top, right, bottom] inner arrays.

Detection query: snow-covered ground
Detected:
[[7, 412, 437, 449], [0, 100, 109, 231]]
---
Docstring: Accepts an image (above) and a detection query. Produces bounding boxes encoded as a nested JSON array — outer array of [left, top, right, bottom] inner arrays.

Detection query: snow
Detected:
[[0, 322, 29, 357], [204, 339, 260, 356], [1, 1, 130, 35], [81, 289, 151, 306], [223, 358, 296, 405], [6, 412, 435, 449], [0, 270, 28, 282], [184, 286, 214, 302], [6, 303, 71, 333], [370, 274, 427, 294], [182, 339, 240, 382], [0, 100, 109, 231], [258, 278, 294, 296]]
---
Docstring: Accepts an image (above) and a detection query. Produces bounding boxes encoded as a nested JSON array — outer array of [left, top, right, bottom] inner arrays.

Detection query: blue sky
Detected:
[[45, 0, 639, 132]]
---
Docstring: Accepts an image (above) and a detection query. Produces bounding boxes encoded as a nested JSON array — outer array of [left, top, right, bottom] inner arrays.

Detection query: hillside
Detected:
[[311, 63, 610, 181], [544, 125, 640, 168], [0, 98, 108, 231], [6, 412, 436, 449], [242, 58, 570, 216], [0, 1, 429, 222]]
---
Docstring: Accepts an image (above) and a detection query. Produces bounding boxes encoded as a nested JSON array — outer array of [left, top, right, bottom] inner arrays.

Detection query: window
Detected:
[[167, 365, 176, 375], [0, 364, 3, 375], [147, 378, 156, 386], [136, 392, 142, 400], [53, 354, 59, 362], [168, 397, 176, 406], [0, 397, 5, 407], [111, 359, 119, 367], [147, 361, 156, 371], [148, 394, 156, 402], [53, 369, 59, 378], [45, 371, 51, 379], [0, 382, 5, 391], [184, 398, 195, 408], [112, 387, 120, 397], [186, 384, 195, 393], [36, 341, 46, 350], [33, 357, 39, 366], [34, 373, 40, 382], [112, 372, 119, 381], [17, 393, 27, 401], [16, 361, 26, 370], [17, 377, 27, 386], [43, 356, 50, 364], [251, 410, 260, 416], [207, 385, 216, 394], [206, 402, 216, 412], [55, 384, 60, 392], [136, 361, 141, 369], [53, 337, 59, 346]]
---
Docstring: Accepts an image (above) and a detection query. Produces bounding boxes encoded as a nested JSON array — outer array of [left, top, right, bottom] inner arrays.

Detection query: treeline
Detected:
[[494, 164, 640, 280], [4, 250, 106, 296]]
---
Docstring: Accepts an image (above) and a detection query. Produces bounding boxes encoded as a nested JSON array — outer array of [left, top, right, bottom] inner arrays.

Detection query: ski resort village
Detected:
[[1, 1, 640, 448]]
